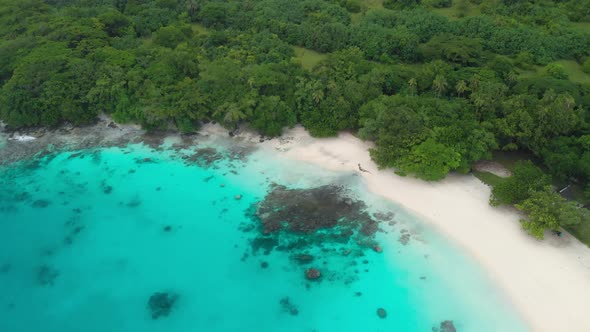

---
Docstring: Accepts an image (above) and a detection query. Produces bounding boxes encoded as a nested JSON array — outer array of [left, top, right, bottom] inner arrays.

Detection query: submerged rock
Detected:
[[251, 237, 278, 255], [399, 233, 410, 245], [279, 297, 299, 316], [377, 308, 387, 319], [32, 199, 50, 208], [185, 148, 222, 167], [37, 265, 59, 286], [305, 268, 321, 280], [103, 185, 113, 194], [147, 292, 178, 319], [0, 263, 12, 274], [292, 254, 314, 265], [126, 197, 142, 208], [373, 245, 382, 253], [432, 320, 457, 332], [440, 320, 457, 332], [373, 211, 395, 222]]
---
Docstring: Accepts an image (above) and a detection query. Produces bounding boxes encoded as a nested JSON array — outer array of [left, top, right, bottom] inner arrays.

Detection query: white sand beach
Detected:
[[255, 126, 590, 332]]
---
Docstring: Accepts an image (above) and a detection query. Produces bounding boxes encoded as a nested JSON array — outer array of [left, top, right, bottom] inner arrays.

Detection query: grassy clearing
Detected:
[[431, 1, 480, 20], [362, 0, 384, 9], [571, 21, 590, 33], [490, 150, 534, 172], [293, 46, 328, 71], [553, 60, 590, 84], [518, 60, 590, 84], [351, 0, 384, 23], [473, 171, 504, 187], [566, 221, 590, 248]]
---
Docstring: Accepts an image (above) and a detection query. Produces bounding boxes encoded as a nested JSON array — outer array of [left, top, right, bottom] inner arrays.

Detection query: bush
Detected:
[[544, 63, 568, 80], [490, 161, 551, 206]]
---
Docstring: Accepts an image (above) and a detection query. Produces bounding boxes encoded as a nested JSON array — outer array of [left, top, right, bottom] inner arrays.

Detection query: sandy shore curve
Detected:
[[255, 125, 590, 332]]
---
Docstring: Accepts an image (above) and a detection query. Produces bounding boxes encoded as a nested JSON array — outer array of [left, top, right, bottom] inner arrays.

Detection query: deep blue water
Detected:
[[0, 138, 528, 331]]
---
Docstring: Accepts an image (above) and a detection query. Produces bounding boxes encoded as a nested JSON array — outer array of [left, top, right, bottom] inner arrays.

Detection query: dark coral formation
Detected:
[[292, 254, 314, 265], [376, 308, 387, 319], [63, 225, 84, 246], [373, 212, 395, 222], [250, 237, 278, 255], [126, 196, 142, 208], [255, 185, 378, 236], [37, 264, 59, 286], [279, 297, 299, 316], [100, 180, 113, 194], [32, 199, 50, 208], [432, 320, 457, 332], [179, 145, 254, 169], [399, 230, 411, 245], [147, 292, 178, 319], [305, 268, 321, 280], [184, 148, 223, 168], [245, 184, 395, 285]]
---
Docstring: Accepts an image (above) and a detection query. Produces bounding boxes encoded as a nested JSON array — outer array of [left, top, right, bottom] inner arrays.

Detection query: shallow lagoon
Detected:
[[0, 138, 528, 332]]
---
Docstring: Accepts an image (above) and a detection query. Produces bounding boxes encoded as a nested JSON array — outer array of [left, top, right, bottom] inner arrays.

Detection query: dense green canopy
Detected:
[[0, 0, 589, 187]]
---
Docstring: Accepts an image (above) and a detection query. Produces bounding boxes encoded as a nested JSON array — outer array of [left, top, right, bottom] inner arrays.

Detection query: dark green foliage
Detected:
[[98, 9, 131, 37], [490, 161, 551, 206], [250, 96, 296, 137], [358, 95, 496, 180], [296, 48, 377, 136], [419, 34, 483, 65], [516, 187, 589, 239], [199, 2, 231, 28], [383, 0, 420, 10]]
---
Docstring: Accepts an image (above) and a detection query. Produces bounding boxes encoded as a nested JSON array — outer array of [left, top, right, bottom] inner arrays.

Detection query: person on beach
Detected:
[[358, 163, 371, 174]]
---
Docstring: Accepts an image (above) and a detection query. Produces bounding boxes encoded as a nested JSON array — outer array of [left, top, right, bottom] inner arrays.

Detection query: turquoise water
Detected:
[[0, 138, 528, 332]]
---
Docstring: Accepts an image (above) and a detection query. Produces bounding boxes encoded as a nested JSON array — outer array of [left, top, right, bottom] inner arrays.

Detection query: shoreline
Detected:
[[3, 121, 590, 330], [250, 125, 590, 332]]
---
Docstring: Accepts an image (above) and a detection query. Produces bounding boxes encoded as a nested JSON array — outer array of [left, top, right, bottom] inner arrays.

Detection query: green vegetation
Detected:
[[488, 162, 590, 240], [568, 221, 590, 247], [0, 0, 589, 241], [293, 47, 328, 71]]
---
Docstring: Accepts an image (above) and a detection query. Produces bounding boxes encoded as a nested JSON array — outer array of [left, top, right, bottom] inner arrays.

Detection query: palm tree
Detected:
[[469, 76, 480, 91], [311, 80, 325, 104], [560, 93, 575, 110], [185, 0, 199, 20], [432, 75, 448, 97], [408, 77, 417, 95], [506, 71, 518, 85], [455, 80, 469, 97], [215, 102, 246, 129]]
